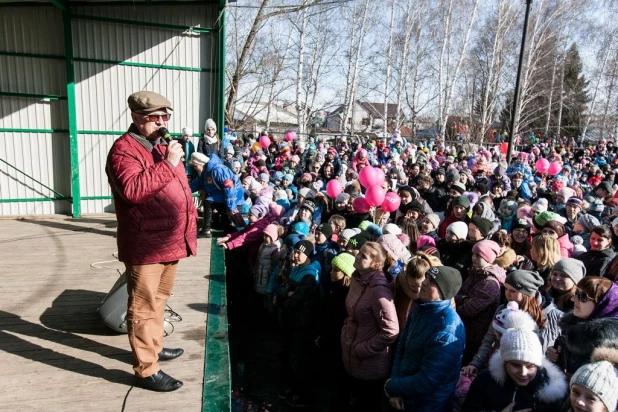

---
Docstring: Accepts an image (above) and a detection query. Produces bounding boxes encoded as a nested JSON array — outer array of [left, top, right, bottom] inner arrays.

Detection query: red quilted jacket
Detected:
[[106, 132, 197, 264]]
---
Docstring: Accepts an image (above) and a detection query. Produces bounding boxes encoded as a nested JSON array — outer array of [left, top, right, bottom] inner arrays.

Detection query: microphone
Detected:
[[159, 127, 185, 162]]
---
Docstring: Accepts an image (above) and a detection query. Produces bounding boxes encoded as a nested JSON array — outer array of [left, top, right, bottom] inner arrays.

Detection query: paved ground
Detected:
[[0, 216, 214, 412]]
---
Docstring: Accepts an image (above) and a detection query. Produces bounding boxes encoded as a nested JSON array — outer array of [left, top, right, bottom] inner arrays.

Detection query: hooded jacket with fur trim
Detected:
[[463, 353, 568, 412], [556, 314, 618, 374]]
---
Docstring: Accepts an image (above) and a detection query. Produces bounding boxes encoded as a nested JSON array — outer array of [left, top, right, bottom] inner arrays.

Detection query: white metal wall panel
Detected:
[[0, 7, 64, 55], [1, 4, 219, 216], [78, 134, 116, 214], [0, 131, 71, 216], [0, 6, 70, 216], [72, 4, 217, 214]]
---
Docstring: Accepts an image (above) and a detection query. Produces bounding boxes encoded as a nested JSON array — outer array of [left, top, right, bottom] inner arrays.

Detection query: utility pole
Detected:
[[507, 0, 533, 164]]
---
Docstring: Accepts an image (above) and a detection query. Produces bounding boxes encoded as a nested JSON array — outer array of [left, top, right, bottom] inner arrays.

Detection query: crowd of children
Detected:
[[190, 120, 618, 411]]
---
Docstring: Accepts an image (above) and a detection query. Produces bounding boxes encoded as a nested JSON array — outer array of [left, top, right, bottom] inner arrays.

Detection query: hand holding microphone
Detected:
[[160, 127, 185, 167]]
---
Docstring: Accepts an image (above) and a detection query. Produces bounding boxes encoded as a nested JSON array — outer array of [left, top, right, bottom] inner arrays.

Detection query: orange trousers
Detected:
[[125, 261, 178, 378]]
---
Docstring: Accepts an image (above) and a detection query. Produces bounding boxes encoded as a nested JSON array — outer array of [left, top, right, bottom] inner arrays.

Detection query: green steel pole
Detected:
[[63, 10, 81, 218], [217, 1, 226, 134]]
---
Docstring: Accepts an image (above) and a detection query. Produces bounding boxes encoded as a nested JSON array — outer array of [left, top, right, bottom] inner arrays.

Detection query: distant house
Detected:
[[232, 101, 299, 132], [325, 101, 405, 134]]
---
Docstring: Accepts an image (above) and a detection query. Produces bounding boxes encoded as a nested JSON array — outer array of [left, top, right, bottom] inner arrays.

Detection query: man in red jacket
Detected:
[[106, 91, 197, 392]]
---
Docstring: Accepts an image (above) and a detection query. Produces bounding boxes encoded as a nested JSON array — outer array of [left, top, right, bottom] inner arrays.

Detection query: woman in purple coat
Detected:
[[341, 242, 399, 411]]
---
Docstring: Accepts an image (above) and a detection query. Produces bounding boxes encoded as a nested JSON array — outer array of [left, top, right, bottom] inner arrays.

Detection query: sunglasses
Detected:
[[574, 289, 595, 303], [139, 113, 171, 122]]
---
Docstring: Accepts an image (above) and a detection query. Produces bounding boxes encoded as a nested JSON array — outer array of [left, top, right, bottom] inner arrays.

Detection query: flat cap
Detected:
[[128, 91, 173, 113]]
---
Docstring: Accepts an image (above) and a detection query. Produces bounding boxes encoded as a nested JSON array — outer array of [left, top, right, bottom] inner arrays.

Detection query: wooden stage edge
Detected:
[[0, 216, 230, 412]]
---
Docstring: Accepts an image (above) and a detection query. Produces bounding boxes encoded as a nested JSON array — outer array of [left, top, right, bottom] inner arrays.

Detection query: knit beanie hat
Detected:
[[274, 190, 288, 201], [298, 187, 315, 199], [358, 220, 373, 231], [544, 220, 565, 238], [348, 231, 370, 251], [258, 172, 270, 183], [282, 174, 294, 182], [499, 328, 543, 367], [589, 199, 605, 214], [383, 223, 402, 235], [301, 199, 316, 215], [263, 224, 279, 242], [340, 228, 361, 241], [250, 204, 269, 219], [470, 217, 493, 237], [447, 221, 468, 240], [492, 301, 538, 335], [378, 234, 411, 262], [512, 218, 531, 233], [558, 187, 576, 200], [331, 253, 356, 277], [365, 224, 384, 238], [423, 213, 441, 230], [294, 239, 314, 257], [552, 258, 586, 284], [566, 196, 583, 210], [532, 198, 549, 213], [425, 266, 462, 300], [315, 223, 333, 239], [578, 213, 600, 233], [446, 171, 460, 184], [409, 200, 424, 212], [335, 193, 350, 203], [451, 182, 466, 194], [505, 270, 544, 297], [452, 196, 471, 210], [612, 217, 618, 228], [292, 221, 310, 236], [570, 347, 618, 412], [472, 239, 501, 263], [533, 211, 566, 230]]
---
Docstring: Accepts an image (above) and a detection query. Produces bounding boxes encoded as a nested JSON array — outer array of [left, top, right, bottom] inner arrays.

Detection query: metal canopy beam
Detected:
[[47, 0, 68, 12]]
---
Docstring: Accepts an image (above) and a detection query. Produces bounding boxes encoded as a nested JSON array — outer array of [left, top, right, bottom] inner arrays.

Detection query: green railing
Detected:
[[202, 237, 231, 412]]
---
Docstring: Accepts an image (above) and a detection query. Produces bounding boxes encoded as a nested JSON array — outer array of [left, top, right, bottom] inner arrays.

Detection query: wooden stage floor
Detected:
[[0, 216, 214, 411]]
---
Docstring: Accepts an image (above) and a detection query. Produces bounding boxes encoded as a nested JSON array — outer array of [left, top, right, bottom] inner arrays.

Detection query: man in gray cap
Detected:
[[106, 91, 197, 392]]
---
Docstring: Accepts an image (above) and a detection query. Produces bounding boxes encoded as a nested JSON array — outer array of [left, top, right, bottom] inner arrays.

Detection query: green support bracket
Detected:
[[71, 14, 214, 34], [0, 197, 70, 203], [63, 10, 82, 219], [216, 0, 226, 135], [0, 91, 67, 100], [0, 128, 69, 134], [74, 57, 213, 73], [0, 51, 213, 73], [0, 158, 72, 201], [0, 51, 64, 60]]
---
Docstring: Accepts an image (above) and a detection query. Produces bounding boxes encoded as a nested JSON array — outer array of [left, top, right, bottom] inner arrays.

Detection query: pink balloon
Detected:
[[547, 161, 561, 176], [381, 192, 401, 212], [285, 131, 297, 142], [352, 197, 370, 214], [259, 136, 270, 148], [358, 166, 376, 188], [535, 158, 549, 174], [365, 185, 386, 207], [359, 167, 386, 188], [326, 179, 343, 199]]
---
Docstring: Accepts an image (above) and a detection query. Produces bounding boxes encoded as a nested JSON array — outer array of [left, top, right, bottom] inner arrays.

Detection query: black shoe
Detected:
[[134, 370, 183, 392], [198, 229, 212, 238], [158, 348, 184, 361]]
